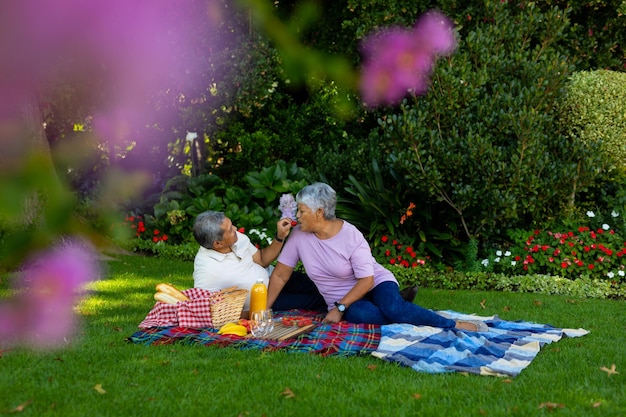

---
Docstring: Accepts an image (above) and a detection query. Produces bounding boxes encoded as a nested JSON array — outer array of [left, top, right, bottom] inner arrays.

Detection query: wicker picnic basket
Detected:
[[207, 286, 249, 328]]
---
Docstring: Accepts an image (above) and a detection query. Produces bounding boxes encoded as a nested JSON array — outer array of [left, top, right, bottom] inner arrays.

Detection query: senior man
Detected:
[[192, 210, 327, 314]]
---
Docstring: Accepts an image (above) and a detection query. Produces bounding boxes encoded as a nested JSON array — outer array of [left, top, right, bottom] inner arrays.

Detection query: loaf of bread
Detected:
[[154, 291, 181, 304], [155, 283, 189, 302]]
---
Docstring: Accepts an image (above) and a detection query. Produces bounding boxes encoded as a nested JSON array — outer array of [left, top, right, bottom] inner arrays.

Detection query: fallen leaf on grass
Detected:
[[94, 384, 106, 394], [0, 348, 14, 358], [8, 400, 32, 412], [533, 300, 542, 306], [600, 364, 619, 376], [592, 401, 602, 408], [502, 379, 513, 384], [480, 299, 486, 309], [412, 393, 422, 400], [503, 306, 511, 312], [281, 387, 296, 399], [538, 402, 564, 410], [367, 364, 377, 371]]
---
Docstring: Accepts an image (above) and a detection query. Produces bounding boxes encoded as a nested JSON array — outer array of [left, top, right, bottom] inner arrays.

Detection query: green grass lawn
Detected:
[[1, 255, 625, 416]]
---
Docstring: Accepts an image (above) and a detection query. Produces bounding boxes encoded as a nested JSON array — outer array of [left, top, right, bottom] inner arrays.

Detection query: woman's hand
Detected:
[[322, 308, 343, 324]]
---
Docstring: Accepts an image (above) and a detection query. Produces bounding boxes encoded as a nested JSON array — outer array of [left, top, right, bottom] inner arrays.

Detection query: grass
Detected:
[[1, 254, 625, 416]]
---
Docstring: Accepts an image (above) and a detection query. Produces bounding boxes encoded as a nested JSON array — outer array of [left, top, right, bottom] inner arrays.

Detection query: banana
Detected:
[[217, 323, 248, 336]]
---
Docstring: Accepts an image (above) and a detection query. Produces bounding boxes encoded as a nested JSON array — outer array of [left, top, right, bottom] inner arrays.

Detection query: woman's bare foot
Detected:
[[455, 320, 488, 332]]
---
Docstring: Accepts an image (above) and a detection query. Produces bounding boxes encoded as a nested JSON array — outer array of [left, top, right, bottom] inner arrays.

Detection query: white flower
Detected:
[[611, 210, 619, 218], [619, 270, 625, 277], [494, 257, 501, 263], [602, 224, 610, 230], [511, 261, 517, 266], [496, 250, 502, 257], [607, 271, 615, 278], [586, 211, 595, 218], [504, 251, 511, 257], [481, 259, 489, 267]]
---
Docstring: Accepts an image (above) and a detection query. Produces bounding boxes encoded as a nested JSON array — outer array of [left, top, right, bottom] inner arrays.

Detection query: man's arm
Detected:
[[267, 262, 294, 308], [253, 218, 292, 267]]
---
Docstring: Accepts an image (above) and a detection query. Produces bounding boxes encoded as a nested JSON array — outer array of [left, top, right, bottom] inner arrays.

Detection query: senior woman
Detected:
[[267, 182, 486, 332]]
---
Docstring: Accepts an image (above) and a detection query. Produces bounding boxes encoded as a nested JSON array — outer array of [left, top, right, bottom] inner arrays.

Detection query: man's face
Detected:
[[214, 217, 238, 251]]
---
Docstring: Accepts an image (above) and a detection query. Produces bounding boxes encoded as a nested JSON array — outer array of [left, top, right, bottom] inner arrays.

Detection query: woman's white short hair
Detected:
[[296, 182, 336, 220]]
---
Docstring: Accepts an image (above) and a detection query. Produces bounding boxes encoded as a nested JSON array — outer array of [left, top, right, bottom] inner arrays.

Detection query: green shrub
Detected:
[[558, 70, 626, 171], [375, 3, 606, 250], [481, 209, 626, 281], [124, 161, 310, 245], [383, 264, 626, 299]]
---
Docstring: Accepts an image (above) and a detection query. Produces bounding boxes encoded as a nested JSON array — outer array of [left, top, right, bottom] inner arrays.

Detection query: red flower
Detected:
[[238, 227, 245, 233], [381, 235, 389, 243], [390, 259, 396, 265], [152, 237, 159, 243], [385, 250, 391, 257], [588, 264, 595, 270], [162, 235, 168, 241], [153, 230, 160, 235]]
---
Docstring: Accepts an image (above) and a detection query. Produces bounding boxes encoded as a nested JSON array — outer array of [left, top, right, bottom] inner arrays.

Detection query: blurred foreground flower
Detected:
[[359, 10, 456, 107], [0, 241, 99, 349]]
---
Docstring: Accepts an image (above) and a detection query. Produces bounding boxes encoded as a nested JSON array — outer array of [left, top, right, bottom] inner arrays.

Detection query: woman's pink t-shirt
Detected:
[[277, 221, 397, 310]]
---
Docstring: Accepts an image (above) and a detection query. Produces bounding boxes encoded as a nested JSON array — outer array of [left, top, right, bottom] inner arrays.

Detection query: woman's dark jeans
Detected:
[[343, 281, 455, 328]]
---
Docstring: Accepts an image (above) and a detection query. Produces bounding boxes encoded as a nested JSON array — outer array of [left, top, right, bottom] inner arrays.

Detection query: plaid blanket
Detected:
[[129, 310, 380, 357], [373, 310, 589, 377], [129, 309, 588, 376]]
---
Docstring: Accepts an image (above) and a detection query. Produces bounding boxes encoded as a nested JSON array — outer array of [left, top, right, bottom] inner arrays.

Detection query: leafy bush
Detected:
[[481, 209, 626, 281], [123, 161, 310, 245], [120, 238, 199, 262], [384, 264, 626, 299], [558, 70, 626, 171], [375, 3, 607, 250]]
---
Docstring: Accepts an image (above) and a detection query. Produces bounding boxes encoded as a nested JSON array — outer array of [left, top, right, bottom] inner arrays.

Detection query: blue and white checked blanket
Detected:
[[373, 310, 589, 377]]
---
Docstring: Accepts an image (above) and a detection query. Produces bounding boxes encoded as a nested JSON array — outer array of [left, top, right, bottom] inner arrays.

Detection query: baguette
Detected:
[[154, 291, 180, 305], [155, 283, 189, 301]]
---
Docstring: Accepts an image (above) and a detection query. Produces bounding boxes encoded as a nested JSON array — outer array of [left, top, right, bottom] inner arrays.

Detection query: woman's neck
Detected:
[[314, 218, 343, 240]]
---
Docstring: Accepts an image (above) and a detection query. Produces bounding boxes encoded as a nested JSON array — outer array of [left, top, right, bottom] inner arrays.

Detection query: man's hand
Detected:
[[276, 218, 292, 241], [322, 308, 343, 324]]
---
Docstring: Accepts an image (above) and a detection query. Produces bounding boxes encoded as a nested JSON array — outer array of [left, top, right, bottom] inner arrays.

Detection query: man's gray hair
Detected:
[[193, 211, 226, 249], [296, 182, 336, 220]]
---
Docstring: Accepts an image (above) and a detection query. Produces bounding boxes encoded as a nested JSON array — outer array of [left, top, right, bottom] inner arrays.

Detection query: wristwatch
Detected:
[[334, 301, 346, 313]]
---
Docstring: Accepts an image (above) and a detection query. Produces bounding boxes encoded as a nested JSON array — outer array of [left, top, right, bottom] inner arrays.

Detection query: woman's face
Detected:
[[296, 203, 319, 232]]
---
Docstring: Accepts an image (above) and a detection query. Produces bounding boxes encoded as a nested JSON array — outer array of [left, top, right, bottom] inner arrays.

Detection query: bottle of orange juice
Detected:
[[249, 278, 267, 316]]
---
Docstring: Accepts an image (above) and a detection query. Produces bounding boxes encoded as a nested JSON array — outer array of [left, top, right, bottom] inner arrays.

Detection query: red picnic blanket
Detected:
[[139, 287, 226, 329]]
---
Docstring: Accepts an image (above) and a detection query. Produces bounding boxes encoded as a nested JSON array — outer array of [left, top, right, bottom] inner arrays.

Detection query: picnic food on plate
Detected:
[[281, 316, 314, 327], [155, 283, 189, 302], [217, 322, 248, 336]]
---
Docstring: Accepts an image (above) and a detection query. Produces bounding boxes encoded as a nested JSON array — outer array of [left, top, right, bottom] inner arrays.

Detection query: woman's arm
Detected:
[[323, 275, 374, 324], [267, 262, 294, 308]]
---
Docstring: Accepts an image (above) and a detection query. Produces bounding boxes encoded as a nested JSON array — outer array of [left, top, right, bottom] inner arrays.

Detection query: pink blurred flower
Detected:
[[359, 10, 457, 107], [0, 241, 99, 349]]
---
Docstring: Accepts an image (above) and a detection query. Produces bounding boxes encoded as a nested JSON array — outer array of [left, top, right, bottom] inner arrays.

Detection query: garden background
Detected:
[[0, 0, 626, 413]]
